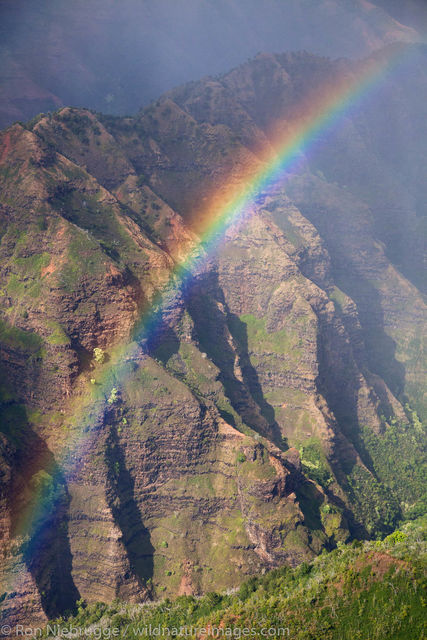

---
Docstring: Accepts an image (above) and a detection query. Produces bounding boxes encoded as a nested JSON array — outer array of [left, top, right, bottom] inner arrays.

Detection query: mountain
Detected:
[[0, 45, 426, 628], [42, 517, 427, 640], [374, 0, 427, 32], [0, 0, 423, 129]]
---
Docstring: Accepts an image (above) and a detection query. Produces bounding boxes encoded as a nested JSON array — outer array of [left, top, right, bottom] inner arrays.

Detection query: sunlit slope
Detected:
[[0, 46, 425, 626]]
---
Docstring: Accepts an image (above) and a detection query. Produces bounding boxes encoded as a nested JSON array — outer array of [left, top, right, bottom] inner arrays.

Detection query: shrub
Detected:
[[385, 530, 407, 545], [108, 387, 119, 404], [93, 347, 105, 364], [238, 576, 258, 601]]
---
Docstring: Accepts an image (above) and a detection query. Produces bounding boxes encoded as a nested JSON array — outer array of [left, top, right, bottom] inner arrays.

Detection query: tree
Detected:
[[93, 347, 105, 364], [108, 387, 119, 404]]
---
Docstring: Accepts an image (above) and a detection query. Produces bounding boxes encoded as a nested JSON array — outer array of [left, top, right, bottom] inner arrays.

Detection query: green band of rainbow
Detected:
[[1, 43, 412, 603]]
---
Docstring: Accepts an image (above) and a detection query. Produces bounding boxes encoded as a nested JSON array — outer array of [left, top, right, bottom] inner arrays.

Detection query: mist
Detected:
[[0, 0, 425, 128]]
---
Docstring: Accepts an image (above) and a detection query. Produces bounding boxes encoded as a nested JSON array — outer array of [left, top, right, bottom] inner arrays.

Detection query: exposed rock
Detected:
[[0, 45, 425, 627]]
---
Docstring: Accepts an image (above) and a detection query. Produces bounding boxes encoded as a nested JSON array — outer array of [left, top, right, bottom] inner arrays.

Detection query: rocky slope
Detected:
[[0, 0, 422, 129], [42, 517, 427, 640], [0, 46, 426, 628]]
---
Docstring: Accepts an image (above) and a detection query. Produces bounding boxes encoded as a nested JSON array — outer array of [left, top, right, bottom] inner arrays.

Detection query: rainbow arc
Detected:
[[1, 43, 411, 599]]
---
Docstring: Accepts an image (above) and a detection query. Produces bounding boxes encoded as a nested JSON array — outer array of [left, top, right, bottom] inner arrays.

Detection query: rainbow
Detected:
[[1, 43, 412, 606]]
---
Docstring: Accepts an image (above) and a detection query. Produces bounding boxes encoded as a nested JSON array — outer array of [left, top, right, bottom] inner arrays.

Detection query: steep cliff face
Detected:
[[0, 46, 425, 627]]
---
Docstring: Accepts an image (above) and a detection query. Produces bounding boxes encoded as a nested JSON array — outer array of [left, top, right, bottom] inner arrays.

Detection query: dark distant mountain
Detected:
[[0, 0, 422, 128], [0, 44, 425, 627]]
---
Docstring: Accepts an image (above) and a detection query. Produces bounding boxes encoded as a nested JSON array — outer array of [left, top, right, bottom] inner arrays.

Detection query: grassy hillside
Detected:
[[43, 518, 426, 640], [0, 47, 426, 626]]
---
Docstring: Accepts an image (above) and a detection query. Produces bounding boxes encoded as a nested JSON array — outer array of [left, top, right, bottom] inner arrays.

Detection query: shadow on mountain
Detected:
[[3, 401, 80, 618], [314, 283, 405, 536], [341, 275, 407, 402], [148, 324, 180, 364], [315, 320, 378, 478], [186, 270, 285, 448], [226, 312, 278, 426], [294, 479, 324, 532], [321, 267, 406, 432], [105, 419, 154, 584]]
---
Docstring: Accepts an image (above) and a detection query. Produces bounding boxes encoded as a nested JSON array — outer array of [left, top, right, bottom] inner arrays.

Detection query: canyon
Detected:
[[0, 45, 426, 627]]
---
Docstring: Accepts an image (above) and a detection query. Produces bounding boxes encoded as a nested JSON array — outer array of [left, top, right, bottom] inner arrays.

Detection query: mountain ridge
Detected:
[[0, 0, 424, 129], [0, 45, 425, 628]]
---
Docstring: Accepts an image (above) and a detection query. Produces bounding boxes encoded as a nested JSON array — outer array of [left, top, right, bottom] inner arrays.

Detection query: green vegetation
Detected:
[[263, 203, 305, 248], [329, 286, 348, 313], [43, 518, 426, 640], [347, 464, 400, 536], [26, 112, 46, 130], [58, 238, 104, 293], [358, 414, 426, 522], [57, 109, 93, 144], [107, 387, 119, 404], [0, 317, 43, 357], [0, 73, 425, 628], [93, 347, 106, 364], [235, 313, 296, 356], [0, 398, 30, 446], [13, 252, 51, 277], [46, 320, 70, 346], [339, 410, 427, 536], [298, 438, 333, 488]]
